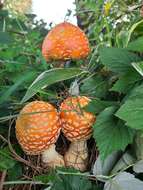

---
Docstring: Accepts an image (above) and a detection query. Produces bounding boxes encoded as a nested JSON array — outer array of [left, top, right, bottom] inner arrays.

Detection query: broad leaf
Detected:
[[99, 47, 140, 73], [116, 99, 143, 130], [104, 172, 143, 190], [22, 68, 86, 103], [127, 37, 143, 52], [84, 99, 117, 114], [93, 107, 134, 160], [81, 75, 108, 98], [111, 70, 141, 93], [52, 175, 93, 190]]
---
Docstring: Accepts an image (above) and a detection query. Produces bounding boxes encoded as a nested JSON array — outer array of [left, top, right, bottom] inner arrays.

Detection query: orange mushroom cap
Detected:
[[60, 96, 95, 141], [16, 101, 61, 155], [42, 22, 90, 61]]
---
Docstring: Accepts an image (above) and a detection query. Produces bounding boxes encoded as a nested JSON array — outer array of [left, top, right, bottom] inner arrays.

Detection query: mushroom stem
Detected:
[[64, 140, 88, 172], [42, 144, 65, 168]]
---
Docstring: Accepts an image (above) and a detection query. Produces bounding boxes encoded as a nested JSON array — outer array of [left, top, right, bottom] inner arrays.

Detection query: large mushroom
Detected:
[[16, 101, 64, 168], [60, 96, 96, 171], [42, 22, 90, 65]]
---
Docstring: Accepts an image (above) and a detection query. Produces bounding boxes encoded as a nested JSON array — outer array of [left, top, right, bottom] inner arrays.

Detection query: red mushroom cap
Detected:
[[42, 22, 90, 61], [60, 96, 96, 141], [16, 101, 61, 155]]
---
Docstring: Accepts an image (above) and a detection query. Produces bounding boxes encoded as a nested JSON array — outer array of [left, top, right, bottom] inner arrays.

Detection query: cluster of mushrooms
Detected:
[[16, 22, 96, 172]]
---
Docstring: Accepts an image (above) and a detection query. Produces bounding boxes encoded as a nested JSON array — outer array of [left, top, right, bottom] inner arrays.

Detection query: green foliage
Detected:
[[110, 69, 141, 93], [127, 36, 143, 52], [116, 99, 143, 130], [0, 147, 18, 171], [93, 107, 134, 160], [1, 0, 143, 189], [22, 68, 86, 103], [81, 75, 109, 98], [99, 47, 140, 73]]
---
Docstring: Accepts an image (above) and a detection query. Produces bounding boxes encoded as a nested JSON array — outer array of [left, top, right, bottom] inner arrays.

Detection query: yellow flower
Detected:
[[104, 2, 112, 16]]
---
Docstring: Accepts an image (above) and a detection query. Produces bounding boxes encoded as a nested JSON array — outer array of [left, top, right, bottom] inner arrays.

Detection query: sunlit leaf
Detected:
[[22, 68, 86, 103]]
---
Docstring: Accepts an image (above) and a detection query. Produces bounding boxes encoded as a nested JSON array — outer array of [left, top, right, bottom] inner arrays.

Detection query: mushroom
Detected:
[[60, 96, 96, 171], [16, 101, 65, 168], [42, 22, 90, 65]]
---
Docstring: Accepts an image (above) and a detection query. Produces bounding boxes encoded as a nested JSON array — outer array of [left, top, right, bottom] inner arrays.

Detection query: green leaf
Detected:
[[22, 68, 86, 103], [93, 107, 134, 160], [33, 173, 56, 184], [7, 163, 22, 181], [126, 83, 143, 100], [116, 99, 143, 130], [111, 70, 141, 93], [127, 37, 143, 52], [99, 47, 140, 73], [0, 32, 13, 44], [104, 172, 143, 190], [131, 61, 143, 77], [84, 99, 117, 114], [81, 75, 108, 98], [0, 148, 17, 171], [0, 71, 37, 104], [52, 175, 93, 190], [125, 20, 143, 46]]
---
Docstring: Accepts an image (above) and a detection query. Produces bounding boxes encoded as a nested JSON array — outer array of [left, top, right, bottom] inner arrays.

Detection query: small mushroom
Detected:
[[16, 101, 65, 168], [42, 22, 90, 64], [60, 96, 96, 171]]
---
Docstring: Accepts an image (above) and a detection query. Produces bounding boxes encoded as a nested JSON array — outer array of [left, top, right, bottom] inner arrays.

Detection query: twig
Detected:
[[3, 180, 46, 186], [0, 170, 7, 190], [0, 134, 8, 143]]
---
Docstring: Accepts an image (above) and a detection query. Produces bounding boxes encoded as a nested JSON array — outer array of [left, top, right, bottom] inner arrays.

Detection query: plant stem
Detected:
[[0, 170, 7, 190]]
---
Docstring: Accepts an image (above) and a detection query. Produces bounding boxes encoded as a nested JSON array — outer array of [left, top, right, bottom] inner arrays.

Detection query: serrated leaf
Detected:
[[104, 172, 143, 190], [93, 107, 134, 160], [131, 61, 143, 77], [22, 68, 86, 103], [127, 37, 143, 52], [133, 160, 143, 173], [99, 47, 140, 73], [52, 175, 93, 190], [84, 99, 117, 114], [116, 99, 143, 130], [111, 70, 141, 93], [33, 173, 56, 184]]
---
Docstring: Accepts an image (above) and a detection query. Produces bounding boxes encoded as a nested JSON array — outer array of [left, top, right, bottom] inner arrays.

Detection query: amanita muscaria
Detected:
[[16, 101, 64, 168], [42, 22, 90, 63], [60, 96, 96, 171]]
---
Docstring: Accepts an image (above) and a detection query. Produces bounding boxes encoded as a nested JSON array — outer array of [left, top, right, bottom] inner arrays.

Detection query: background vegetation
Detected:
[[0, 0, 143, 189]]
